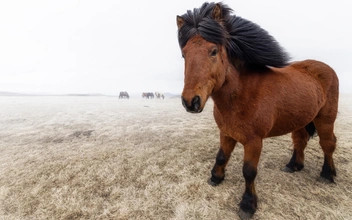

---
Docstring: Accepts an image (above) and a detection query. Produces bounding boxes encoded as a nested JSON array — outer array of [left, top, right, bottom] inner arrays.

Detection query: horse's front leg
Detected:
[[239, 138, 263, 219], [209, 132, 237, 186]]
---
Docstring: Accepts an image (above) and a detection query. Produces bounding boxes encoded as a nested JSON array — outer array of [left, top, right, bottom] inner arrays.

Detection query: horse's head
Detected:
[[179, 35, 228, 113], [177, 2, 291, 113], [177, 3, 228, 113]]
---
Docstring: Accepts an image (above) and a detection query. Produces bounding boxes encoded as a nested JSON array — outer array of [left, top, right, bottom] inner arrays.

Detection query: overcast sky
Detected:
[[1, 0, 351, 95]]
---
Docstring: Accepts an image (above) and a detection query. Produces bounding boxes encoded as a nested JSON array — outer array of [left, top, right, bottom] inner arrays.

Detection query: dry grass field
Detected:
[[0, 95, 351, 220]]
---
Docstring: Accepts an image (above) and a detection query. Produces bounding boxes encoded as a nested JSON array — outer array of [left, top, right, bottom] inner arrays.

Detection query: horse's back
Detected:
[[289, 59, 339, 97]]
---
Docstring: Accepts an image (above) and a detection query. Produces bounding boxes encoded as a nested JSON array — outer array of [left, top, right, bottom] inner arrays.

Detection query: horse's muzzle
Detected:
[[181, 95, 202, 113]]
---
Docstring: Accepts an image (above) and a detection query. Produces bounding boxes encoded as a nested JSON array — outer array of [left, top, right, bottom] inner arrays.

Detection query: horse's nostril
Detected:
[[192, 96, 199, 103], [192, 96, 201, 111], [181, 95, 202, 113]]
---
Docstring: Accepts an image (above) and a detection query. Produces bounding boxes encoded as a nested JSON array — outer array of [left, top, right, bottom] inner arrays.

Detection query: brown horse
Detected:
[[142, 92, 154, 99], [177, 2, 338, 219]]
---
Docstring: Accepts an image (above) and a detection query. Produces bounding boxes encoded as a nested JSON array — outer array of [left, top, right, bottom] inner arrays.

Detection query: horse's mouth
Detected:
[[181, 95, 203, 113], [185, 108, 203, 113]]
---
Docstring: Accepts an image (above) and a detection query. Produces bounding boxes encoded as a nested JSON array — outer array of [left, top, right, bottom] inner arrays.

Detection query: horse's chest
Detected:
[[213, 107, 247, 141]]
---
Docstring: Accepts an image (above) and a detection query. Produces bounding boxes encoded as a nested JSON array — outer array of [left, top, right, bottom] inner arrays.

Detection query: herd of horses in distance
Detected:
[[177, 2, 339, 219], [118, 91, 164, 99]]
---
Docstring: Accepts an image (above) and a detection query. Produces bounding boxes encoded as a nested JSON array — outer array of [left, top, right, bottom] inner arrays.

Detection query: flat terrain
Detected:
[[0, 95, 351, 219]]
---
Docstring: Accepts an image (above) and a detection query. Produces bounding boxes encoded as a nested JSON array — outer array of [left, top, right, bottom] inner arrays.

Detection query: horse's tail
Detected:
[[305, 122, 316, 139]]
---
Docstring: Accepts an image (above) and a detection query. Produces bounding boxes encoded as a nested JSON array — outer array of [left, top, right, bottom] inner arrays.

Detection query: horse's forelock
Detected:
[[198, 18, 227, 45], [178, 26, 198, 49], [178, 2, 230, 49]]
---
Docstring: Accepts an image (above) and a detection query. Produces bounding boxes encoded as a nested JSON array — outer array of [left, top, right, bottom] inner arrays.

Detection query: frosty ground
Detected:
[[0, 95, 351, 219]]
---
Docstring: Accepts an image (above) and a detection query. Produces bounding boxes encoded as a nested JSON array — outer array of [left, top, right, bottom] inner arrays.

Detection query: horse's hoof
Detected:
[[208, 175, 224, 186], [238, 209, 254, 220], [207, 178, 220, 186], [281, 166, 294, 173], [317, 176, 336, 184]]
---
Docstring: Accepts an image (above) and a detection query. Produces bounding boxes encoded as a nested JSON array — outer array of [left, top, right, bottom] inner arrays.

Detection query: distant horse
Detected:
[[119, 91, 129, 99], [177, 2, 338, 218], [142, 92, 154, 99], [155, 92, 165, 99]]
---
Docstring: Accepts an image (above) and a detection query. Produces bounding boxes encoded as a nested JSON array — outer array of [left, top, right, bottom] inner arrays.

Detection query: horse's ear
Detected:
[[176, 15, 184, 30], [212, 3, 222, 20]]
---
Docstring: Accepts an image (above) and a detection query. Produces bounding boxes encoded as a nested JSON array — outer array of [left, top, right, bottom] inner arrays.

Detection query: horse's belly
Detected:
[[266, 107, 318, 137], [215, 105, 317, 141], [266, 123, 304, 137]]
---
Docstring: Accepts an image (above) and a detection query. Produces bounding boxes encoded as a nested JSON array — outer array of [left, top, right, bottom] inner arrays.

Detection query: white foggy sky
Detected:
[[0, 0, 351, 95]]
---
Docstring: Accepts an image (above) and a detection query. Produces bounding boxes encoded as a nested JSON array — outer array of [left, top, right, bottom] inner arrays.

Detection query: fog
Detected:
[[1, 0, 351, 95]]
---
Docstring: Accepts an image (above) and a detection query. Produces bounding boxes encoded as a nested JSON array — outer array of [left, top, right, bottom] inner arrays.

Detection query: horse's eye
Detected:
[[210, 49, 218, 57], [182, 54, 185, 58]]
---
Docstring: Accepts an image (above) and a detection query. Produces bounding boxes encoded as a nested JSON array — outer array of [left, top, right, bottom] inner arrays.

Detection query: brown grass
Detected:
[[0, 95, 351, 219]]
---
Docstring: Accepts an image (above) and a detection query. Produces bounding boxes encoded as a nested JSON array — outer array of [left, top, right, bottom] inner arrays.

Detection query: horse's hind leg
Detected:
[[209, 132, 237, 186], [314, 89, 338, 182], [284, 128, 310, 172], [314, 121, 337, 182]]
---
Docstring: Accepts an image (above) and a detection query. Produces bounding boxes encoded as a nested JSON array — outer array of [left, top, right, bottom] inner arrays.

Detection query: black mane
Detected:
[[177, 2, 290, 69]]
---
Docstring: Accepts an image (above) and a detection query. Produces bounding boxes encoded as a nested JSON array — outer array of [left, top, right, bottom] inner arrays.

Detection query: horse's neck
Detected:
[[211, 67, 240, 109]]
